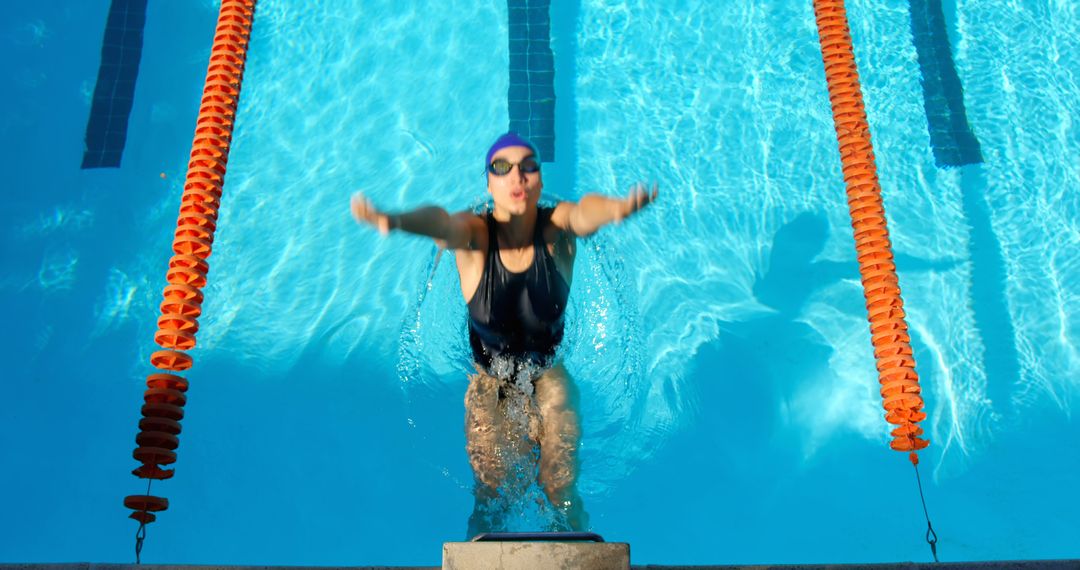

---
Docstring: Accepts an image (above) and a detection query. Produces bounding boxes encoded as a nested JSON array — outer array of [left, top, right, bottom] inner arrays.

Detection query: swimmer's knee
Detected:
[[467, 445, 506, 488], [475, 472, 502, 495], [540, 469, 579, 509], [539, 446, 578, 491]]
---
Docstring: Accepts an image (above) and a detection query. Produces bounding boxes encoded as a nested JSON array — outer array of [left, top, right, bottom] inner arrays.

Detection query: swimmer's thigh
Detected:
[[534, 363, 582, 500], [464, 371, 505, 490]]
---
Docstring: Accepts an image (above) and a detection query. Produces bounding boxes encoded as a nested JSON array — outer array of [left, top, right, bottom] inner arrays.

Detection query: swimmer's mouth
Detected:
[[510, 190, 526, 200]]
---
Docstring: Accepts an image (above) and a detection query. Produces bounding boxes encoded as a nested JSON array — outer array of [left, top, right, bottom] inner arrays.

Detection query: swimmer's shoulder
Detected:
[[545, 201, 578, 242], [447, 210, 488, 251]]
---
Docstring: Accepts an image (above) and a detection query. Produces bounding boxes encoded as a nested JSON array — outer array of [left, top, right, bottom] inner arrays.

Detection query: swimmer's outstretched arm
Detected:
[[555, 182, 659, 237], [350, 192, 482, 249]]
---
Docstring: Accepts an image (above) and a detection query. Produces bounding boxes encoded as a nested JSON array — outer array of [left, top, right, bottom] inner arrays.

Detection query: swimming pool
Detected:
[[2, 0, 1077, 565]]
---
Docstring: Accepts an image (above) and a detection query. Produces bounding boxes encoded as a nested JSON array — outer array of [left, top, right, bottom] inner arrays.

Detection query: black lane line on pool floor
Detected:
[[81, 0, 148, 169], [910, 0, 982, 167], [909, 2, 1022, 416], [508, 0, 556, 162]]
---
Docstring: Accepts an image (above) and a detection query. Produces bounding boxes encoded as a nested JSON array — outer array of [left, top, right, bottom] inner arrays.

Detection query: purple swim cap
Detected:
[[485, 132, 539, 166]]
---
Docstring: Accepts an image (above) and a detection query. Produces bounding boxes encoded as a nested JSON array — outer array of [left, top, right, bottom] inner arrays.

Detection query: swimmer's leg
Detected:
[[466, 473, 505, 539], [534, 363, 589, 531], [465, 371, 506, 537], [464, 369, 539, 536], [465, 371, 505, 491]]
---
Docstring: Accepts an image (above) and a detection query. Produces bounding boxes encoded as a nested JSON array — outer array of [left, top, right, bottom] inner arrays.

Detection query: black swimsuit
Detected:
[[467, 207, 570, 374]]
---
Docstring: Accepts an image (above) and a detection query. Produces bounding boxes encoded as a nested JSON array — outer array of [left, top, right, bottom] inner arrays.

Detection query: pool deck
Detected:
[[3, 561, 1079, 569]]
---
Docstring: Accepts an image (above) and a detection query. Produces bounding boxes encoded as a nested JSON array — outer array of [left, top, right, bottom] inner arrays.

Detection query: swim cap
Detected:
[[485, 132, 540, 167]]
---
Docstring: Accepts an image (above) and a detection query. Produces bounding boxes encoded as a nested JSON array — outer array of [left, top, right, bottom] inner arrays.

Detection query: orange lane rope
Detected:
[[811, 0, 938, 561], [811, 0, 929, 459], [124, 0, 257, 562]]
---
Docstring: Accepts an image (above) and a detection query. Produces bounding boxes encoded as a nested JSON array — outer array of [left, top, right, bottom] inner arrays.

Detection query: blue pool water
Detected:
[[2, 0, 1078, 566]]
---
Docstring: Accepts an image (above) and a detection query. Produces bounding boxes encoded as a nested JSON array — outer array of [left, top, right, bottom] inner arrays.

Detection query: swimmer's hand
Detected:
[[614, 182, 659, 224], [562, 182, 660, 237], [350, 192, 392, 235]]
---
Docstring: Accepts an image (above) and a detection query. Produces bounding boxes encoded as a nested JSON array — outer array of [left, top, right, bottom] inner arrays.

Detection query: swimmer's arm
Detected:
[[350, 193, 483, 249], [553, 182, 659, 237]]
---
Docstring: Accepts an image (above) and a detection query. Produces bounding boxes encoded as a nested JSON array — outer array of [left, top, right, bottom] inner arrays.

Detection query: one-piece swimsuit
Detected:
[[467, 206, 570, 374]]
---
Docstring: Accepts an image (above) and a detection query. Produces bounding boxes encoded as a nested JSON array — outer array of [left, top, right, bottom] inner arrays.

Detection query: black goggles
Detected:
[[487, 157, 540, 176]]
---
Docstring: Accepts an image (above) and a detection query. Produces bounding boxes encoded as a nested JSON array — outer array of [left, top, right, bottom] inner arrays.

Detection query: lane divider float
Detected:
[[811, 0, 930, 459], [124, 0, 258, 538]]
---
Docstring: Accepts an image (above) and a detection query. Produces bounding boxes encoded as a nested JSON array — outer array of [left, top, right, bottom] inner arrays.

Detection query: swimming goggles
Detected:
[[487, 157, 540, 176]]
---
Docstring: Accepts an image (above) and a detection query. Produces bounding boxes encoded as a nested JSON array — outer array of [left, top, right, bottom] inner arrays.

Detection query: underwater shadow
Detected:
[[701, 214, 851, 465], [958, 165, 1021, 419], [695, 213, 959, 468]]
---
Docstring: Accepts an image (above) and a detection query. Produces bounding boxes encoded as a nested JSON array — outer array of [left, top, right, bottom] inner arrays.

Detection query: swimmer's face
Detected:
[[487, 145, 542, 216]]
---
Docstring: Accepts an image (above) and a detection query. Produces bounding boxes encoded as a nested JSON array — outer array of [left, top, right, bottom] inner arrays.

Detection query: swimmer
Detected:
[[350, 132, 657, 535]]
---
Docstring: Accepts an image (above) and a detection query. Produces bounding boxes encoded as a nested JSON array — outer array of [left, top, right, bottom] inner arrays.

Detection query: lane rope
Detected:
[[810, 0, 938, 560], [124, 1, 258, 562]]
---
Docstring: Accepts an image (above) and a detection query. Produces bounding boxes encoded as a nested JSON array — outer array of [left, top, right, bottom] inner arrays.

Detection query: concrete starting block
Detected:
[[443, 532, 629, 569]]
